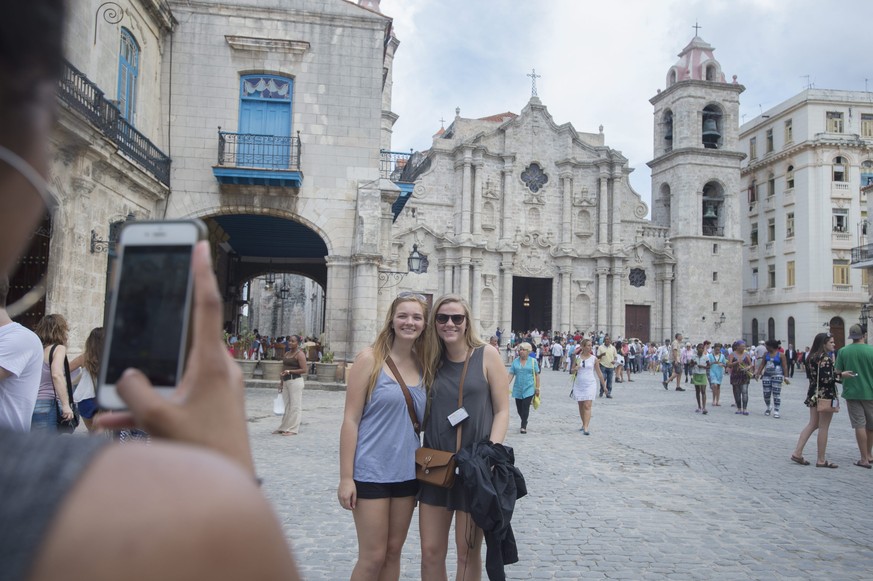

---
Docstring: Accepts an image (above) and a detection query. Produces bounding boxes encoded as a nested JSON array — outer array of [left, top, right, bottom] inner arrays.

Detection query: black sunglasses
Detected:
[[435, 313, 466, 325]]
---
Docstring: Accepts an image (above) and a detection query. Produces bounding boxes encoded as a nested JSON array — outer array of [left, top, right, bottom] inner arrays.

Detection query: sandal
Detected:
[[816, 461, 838, 469], [854, 460, 872, 469], [790, 455, 810, 466]]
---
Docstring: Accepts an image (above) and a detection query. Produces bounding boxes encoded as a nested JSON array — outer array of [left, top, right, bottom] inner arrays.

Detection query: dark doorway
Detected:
[[512, 277, 552, 333], [830, 317, 845, 350], [9, 214, 51, 330], [625, 305, 651, 342]]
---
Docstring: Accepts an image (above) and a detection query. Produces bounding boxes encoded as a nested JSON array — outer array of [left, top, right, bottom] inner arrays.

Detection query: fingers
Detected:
[[190, 241, 223, 353], [115, 368, 178, 435]]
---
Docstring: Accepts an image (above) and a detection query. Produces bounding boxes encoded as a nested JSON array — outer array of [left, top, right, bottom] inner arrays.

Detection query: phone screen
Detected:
[[103, 244, 194, 386]]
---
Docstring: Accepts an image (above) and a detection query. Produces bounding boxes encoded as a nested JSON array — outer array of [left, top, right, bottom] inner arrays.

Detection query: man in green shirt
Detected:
[[835, 324, 873, 469]]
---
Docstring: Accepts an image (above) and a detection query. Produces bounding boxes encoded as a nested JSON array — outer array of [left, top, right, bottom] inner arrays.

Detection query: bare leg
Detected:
[[792, 407, 818, 460], [419, 503, 452, 581], [578, 400, 592, 432], [816, 411, 834, 465], [454, 510, 484, 581], [854, 427, 873, 466]]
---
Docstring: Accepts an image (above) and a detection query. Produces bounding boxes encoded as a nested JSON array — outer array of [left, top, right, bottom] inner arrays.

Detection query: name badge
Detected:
[[447, 407, 469, 427]]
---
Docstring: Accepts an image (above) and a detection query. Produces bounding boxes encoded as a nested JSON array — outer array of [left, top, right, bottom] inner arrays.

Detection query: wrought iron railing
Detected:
[[380, 149, 413, 180], [58, 60, 171, 186], [217, 130, 302, 171], [852, 243, 873, 264]]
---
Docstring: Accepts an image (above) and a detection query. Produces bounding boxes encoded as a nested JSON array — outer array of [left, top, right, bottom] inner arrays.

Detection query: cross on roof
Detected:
[[439, 117, 446, 129], [693, 22, 702, 36], [527, 68, 541, 98]]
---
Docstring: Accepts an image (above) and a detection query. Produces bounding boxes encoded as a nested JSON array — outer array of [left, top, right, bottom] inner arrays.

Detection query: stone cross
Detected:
[[527, 68, 541, 97], [693, 22, 702, 36]]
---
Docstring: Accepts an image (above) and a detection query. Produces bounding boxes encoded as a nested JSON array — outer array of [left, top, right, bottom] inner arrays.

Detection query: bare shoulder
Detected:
[[30, 443, 299, 581]]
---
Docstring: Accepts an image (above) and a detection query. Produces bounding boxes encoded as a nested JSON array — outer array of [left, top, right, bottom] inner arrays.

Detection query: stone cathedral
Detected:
[[18, 0, 742, 362], [389, 34, 744, 343]]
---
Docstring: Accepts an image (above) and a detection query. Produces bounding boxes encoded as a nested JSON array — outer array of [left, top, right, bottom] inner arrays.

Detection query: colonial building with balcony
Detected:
[[740, 89, 873, 348]]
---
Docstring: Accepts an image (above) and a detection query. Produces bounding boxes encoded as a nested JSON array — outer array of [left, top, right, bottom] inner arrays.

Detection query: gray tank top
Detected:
[[353, 368, 425, 483], [419, 346, 494, 511], [0, 429, 107, 580]]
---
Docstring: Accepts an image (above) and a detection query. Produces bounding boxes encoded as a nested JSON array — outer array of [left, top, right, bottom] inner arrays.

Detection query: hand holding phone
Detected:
[[96, 240, 256, 475]]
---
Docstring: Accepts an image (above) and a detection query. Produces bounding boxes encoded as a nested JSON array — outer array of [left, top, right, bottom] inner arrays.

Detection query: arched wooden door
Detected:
[[830, 317, 846, 350]]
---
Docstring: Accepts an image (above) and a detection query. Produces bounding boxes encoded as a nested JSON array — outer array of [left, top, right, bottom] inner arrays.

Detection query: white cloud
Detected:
[[380, 0, 873, 208]]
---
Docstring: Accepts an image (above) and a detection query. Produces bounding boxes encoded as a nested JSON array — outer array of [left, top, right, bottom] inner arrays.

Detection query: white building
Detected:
[[739, 89, 873, 349]]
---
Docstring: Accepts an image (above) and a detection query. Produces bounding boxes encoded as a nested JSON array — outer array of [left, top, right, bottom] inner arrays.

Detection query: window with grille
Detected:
[[833, 260, 850, 285]]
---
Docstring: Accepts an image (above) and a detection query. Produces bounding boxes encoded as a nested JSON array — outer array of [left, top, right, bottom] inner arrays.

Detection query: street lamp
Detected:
[[378, 244, 430, 293], [860, 303, 870, 334], [714, 312, 726, 329]]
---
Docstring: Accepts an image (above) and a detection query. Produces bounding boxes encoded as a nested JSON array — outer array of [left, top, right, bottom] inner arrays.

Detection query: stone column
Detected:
[[472, 159, 483, 235], [500, 255, 513, 335], [442, 260, 454, 295], [325, 255, 353, 360], [610, 177, 622, 246], [459, 258, 471, 300], [560, 266, 572, 332], [500, 157, 514, 241], [471, 259, 482, 333], [661, 270, 674, 340], [598, 176, 609, 245], [611, 264, 624, 338], [561, 173, 573, 246], [596, 264, 609, 332], [350, 254, 381, 357], [460, 151, 473, 235]]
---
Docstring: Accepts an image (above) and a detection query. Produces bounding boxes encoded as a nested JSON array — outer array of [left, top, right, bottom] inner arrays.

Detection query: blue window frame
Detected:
[[117, 28, 139, 123], [239, 75, 293, 168]]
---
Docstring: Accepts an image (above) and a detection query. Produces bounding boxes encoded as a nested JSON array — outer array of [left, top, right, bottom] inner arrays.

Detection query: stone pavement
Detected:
[[248, 366, 873, 580]]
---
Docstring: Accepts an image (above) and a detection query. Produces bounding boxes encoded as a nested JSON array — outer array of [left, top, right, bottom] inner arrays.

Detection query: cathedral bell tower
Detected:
[[647, 34, 745, 341]]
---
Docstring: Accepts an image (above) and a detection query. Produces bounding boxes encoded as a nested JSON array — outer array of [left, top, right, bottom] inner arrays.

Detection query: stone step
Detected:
[[244, 377, 346, 392]]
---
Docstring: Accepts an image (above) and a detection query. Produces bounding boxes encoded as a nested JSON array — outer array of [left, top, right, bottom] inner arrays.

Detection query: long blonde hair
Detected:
[[365, 295, 429, 401], [422, 294, 485, 388]]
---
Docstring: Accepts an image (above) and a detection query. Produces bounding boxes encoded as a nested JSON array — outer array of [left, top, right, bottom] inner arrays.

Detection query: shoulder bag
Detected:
[[814, 358, 840, 414], [49, 345, 80, 433], [413, 348, 472, 488]]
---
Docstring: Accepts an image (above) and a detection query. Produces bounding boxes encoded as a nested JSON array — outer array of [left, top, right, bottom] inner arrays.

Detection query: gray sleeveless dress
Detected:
[[419, 346, 494, 512]]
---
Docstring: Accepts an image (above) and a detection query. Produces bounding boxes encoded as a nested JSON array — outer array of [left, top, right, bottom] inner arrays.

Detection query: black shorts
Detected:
[[355, 479, 419, 499]]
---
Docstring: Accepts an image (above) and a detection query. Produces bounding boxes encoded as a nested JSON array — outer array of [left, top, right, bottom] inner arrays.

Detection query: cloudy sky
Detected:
[[378, 0, 873, 209]]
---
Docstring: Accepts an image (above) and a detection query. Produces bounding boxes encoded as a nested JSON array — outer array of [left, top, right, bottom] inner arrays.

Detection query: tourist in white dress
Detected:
[[571, 338, 606, 435]]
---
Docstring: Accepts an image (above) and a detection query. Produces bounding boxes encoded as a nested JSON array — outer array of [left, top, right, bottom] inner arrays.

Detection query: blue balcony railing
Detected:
[[217, 131, 302, 171], [58, 60, 171, 186]]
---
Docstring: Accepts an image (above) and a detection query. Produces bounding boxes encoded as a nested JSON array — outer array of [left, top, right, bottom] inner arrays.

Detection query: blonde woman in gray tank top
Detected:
[[418, 295, 509, 581], [338, 293, 430, 580]]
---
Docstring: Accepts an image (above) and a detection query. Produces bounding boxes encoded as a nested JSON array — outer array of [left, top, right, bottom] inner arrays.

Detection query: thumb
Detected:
[[116, 368, 177, 433]]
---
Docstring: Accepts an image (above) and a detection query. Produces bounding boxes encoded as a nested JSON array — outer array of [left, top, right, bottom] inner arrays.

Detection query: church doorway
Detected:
[[625, 305, 651, 343], [512, 277, 552, 333]]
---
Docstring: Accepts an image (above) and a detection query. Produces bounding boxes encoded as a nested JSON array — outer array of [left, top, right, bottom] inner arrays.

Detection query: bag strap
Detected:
[[48, 345, 74, 404], [455, 348, 472, 454], [385, 355, 420, 436]]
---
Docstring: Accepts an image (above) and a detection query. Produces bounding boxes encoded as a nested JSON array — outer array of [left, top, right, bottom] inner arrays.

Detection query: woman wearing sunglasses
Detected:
[[570, 338, 606, 435], [419, 294, 509, 581]]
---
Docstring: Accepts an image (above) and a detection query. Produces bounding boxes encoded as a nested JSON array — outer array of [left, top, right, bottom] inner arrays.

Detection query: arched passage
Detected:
[[201, 213, 329, 335]]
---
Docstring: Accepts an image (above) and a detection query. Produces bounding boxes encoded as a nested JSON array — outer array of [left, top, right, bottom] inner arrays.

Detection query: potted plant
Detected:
[[316, 346, 338, 383]]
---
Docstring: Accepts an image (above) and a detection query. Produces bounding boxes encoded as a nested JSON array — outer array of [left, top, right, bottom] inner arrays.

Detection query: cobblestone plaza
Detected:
[[246, 368, 873, 580]]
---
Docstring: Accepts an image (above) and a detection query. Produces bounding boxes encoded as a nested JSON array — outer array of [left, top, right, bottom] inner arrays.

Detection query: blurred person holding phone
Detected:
[[0, 2, 300, 579]]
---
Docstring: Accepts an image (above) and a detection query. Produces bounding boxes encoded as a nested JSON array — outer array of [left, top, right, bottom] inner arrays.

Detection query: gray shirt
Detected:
[[419, 346, 493, 511], [0, 430, 107, 581]]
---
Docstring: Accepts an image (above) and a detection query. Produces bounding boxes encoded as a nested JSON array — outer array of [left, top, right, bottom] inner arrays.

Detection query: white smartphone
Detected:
[[97, 219, 207, 410]]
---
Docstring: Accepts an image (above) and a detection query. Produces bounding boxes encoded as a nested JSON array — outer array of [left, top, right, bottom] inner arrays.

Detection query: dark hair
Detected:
[[0, 1, 66, 91], [83, 327, 104, 378], [809, 333, 831, 361], [765, 339, 780, 351], [0, 275, 8, 307]]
